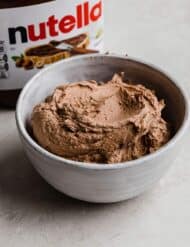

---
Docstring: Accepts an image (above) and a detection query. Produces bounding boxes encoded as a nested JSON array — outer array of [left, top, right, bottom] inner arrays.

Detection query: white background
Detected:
[[0, 0, 190, 246]]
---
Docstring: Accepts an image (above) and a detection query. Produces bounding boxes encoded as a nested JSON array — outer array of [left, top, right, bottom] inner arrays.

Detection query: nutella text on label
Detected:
[[0, 0, 104, 90], [9, 1, 102, 45]]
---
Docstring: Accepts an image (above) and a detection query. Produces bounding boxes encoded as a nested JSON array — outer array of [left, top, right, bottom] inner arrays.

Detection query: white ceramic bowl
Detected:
[[16, 54, 190, 203]]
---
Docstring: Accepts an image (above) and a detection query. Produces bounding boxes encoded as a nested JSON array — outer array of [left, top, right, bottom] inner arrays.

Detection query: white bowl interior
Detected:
[[18, 55, 186, 140]]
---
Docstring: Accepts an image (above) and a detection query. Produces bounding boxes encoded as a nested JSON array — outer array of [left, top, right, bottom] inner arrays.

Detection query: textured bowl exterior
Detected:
[[20, 134, 182, 203], [16, 54, 189, 203]]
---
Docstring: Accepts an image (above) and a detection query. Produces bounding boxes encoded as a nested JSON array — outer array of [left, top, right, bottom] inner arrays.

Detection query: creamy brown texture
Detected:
[[31, 74, 170, 164]]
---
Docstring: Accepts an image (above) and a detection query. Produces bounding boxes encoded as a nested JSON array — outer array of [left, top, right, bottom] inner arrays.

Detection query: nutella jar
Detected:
[[0, 0, 104, 107]]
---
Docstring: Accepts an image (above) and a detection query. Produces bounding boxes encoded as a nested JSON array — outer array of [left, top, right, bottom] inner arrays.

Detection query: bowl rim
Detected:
[[16, 54, 190, 170]]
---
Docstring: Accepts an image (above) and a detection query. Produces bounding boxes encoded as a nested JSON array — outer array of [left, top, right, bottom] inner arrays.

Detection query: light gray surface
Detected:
[[0, 0, 190, 246]]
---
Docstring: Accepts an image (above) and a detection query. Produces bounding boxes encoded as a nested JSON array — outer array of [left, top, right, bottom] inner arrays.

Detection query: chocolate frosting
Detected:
[[32, 74, 170, 164]]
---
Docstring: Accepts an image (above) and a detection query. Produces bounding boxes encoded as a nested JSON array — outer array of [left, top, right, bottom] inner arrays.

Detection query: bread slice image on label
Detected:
[[14, 33, 97, 70], [0, 0, 104, 90]]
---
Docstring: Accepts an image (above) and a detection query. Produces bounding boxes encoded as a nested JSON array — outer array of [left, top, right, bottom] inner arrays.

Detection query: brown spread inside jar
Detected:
[[0, 0, 54, 9]]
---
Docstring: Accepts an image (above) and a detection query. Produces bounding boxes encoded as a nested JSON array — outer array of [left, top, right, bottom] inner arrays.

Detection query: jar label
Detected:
[[0, 0, 104, 89]]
